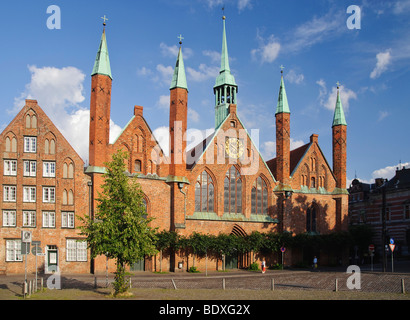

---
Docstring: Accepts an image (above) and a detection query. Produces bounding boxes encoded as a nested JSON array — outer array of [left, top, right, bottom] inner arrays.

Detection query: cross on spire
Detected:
[[101, 15, 109, 26], [280, 65, 285, 74], [178, 34, 184, 45], [336, 81, 341, 89]]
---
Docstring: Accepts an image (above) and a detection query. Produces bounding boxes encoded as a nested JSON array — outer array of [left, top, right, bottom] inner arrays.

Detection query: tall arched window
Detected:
[[307, 205, 317, 233], [195, 171, 215, 212], [251, 177, 268, 215], [224, 167, 242, 214]]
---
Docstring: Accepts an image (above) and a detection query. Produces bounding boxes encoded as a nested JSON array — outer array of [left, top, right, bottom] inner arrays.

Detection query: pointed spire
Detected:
[[332, 84, 347, 127], [170, 36, 188, 91], [214, 16, 237, 89], [276, 68, 290, 115], [92, 22, 112, 80]]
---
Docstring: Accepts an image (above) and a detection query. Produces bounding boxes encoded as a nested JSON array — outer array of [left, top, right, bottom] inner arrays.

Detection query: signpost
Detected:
[[21, 231, 32, 298], [32, 241, 41, 292], [280, 247, 286, 270], [369, 244, 375, 271], [389, 239, 395, 273]]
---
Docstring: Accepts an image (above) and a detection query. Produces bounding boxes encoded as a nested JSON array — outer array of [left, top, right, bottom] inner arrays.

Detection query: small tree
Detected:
[[80, 150, 158, 296]]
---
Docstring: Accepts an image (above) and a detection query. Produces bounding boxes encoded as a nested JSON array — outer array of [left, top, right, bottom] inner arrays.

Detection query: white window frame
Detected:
[[43, 162, 56, 178], [23, 186, 36, 203], [6, 240, 22, 262], [3, 186, 17, 202], [43, 187, 56, 203], [62, 212, 75, 228], [24, 136, 37, 153], [23, 161, 37, 177], [42, 212, 56, 228], [4, 160, 17, 176], [3, 210, 16, 227], [66, 239, 87, 262], [23, 211, 36, 227]]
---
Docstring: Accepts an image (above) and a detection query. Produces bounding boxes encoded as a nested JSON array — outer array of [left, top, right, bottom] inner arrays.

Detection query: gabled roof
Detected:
[[186, 112, 276, 182], [266, 139, 335, 181]]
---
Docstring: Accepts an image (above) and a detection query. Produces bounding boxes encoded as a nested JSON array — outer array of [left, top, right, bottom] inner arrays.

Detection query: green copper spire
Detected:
[[332, 86, 347, 127], [170, 38, 188, 91], [92, 27, 112, 80], [275, 71, 290, 115], [214, 16, 237, 89], [214, 16, 238, 128]]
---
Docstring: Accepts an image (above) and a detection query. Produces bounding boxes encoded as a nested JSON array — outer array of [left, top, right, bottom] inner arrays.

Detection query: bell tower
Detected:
[[89, 19, 112, 168], [214, 15, 238, 128]]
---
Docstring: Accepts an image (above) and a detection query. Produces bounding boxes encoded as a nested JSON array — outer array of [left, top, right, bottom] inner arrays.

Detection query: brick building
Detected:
[[348, 167, 410, 260], [0, 100, 91, 274], [1, 17, 349, 274]]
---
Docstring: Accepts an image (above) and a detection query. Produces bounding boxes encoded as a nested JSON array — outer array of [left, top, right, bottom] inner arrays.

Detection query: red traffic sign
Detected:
[[389, 244, 396, 252], [280, 247, 286, 253], [369, 244, 375, 252]]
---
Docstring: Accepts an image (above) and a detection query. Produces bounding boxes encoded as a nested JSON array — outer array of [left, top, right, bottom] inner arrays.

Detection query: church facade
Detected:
[[0, 17, 348, 275]]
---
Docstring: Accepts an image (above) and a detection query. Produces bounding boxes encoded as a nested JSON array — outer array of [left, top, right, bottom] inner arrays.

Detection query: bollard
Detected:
[[271, 279, 275, 291], [28, 280, 32, 297], [129, 277, 132, 289], [171, 279, 177, 290], [41, 278, 44, 291], [402, 279, 406, 294], [335, 279, 338, 292], [94, 277, 97, 289], [23, 281, 27, 298], [222, 278, 226, 290]]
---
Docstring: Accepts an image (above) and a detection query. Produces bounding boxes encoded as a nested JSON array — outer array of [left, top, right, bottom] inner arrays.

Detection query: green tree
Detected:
[[80, 150, 158, 296]]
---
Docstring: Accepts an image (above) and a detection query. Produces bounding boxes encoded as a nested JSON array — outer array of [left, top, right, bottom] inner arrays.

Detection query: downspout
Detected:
[[178, 183, 187, 226]]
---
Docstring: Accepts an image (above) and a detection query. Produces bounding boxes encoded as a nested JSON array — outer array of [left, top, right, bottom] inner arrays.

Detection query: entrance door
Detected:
[[225, 254, 238, 269], [130, 258, 145, 272], [46, 245, 58, 274]]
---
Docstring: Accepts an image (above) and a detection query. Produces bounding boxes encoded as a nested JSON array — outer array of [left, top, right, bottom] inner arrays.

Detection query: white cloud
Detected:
[[152, 126, 170, 157], [372, 162, 410, 180], [262, 138, 305, 160], [187, 64, 219, 82], [188, 109, 200, 123], [286, 69, 305, 85], [156, 95, 170, 110], [203, 50, 221, 63], [283, 10, 345, 54], [393, 0, 410, 14], [160, 42, 193, 60], [378, 110, 389, 122], [370, 49, 392, 79], [137, 66, 152, 76], [156, 64, 174, 85], [251, 33, 281, 64], [317, 80, 357, 113], [12, 65, 122, 162]]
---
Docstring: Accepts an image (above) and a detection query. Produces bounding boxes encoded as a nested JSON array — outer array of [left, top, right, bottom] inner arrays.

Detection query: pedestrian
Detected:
[[261, 260, 266, 274], [313, 256, 318, 270]]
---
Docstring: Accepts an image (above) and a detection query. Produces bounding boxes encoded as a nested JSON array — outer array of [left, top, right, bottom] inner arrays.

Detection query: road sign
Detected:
[[280, 247, 286, 253], [21, 243, 31, 255], [31, 245, 42, 255], [21, 231, 32, 243], [390, 238, 395, 245], [369, 244, 375, 252], [389, 244, 396, 252]]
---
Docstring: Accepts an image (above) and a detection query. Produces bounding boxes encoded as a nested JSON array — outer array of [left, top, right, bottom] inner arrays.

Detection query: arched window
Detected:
[[68, 163, 74, 179], [68, 190, 74, 205], [63, 190, 68, 205], [307, 205, 317, 233], [224, 167, 242, 214], [251, 177, 268, 215], [311, 177, 316, 188], [195, 171, 215, 212], [26, 115, 31, 128], [45, 139, 49, 154], [31, 115, 37, 129], [11, 137, 17, 152], [5, 137, 11, 152], [134, 160, 142, 173], [50, 139, 56, 155]]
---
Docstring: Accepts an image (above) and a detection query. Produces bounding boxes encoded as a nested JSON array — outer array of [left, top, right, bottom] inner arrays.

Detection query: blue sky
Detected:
[[1, 0, 409, 185]]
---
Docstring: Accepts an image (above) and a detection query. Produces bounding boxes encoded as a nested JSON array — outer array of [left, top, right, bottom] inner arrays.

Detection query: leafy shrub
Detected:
[[248, 262, 260, 271]]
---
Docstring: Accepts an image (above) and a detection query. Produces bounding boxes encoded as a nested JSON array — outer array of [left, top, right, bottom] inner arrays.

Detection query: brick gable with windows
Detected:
[[0, 100, 90, 274]]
